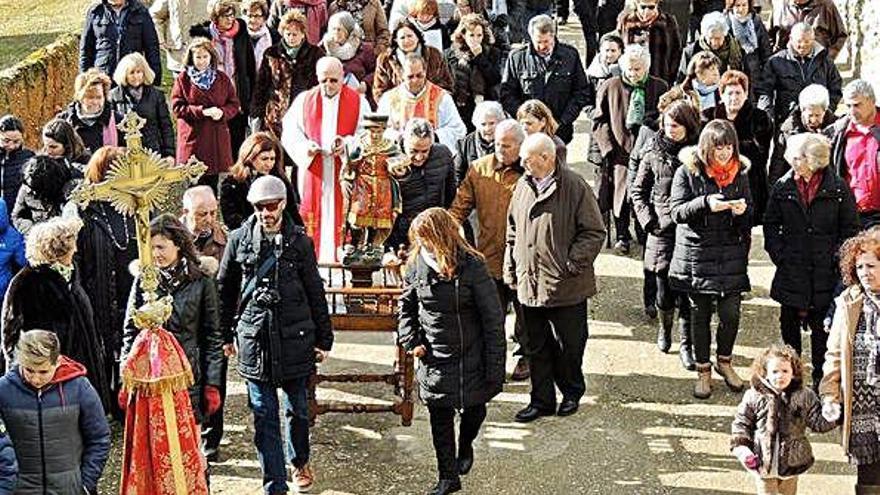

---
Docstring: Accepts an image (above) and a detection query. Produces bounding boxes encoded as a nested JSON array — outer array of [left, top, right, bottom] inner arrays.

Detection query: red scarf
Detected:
[[796, 169, 823, 206], [706, 157, 740, 189], [300, 86, 361, 260]]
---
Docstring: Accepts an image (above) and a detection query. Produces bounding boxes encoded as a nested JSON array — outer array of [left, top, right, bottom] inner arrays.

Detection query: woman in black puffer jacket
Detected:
[[398, 208, 505, 495], [108, 53, 175, 158], [631, 100, 702, 369], [669, 119, 752, 400]]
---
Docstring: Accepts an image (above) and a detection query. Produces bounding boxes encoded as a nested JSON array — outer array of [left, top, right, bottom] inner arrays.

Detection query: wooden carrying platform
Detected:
[[308, 263, 414, 426]]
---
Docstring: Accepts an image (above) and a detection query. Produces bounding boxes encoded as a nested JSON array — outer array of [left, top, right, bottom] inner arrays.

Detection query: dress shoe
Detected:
[[427, 479, 462, 495], [514, 405, 553, 423], [510, 356, 530, 381], [457, 445, 474, 475], [557, 399, 579, 417]]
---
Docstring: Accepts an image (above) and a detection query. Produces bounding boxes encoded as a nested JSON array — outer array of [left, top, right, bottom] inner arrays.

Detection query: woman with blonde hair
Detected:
[[108, 52, 175, 157], [172, 37, 241, 192], [516, 99, 567, 165], [2, 216, 110, 410], [398, 207, 505, 495], [220, 131, 302, 230], [764, 133, 859, 391], [57, 68, 117, 155]]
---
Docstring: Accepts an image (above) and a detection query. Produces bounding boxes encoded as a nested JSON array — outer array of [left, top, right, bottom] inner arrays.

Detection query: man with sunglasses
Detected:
[[282, 57, 369, 263], [218, 175, 334, 494]]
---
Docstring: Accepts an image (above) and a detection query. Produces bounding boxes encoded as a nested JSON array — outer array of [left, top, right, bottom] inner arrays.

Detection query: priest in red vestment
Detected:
[[281, 57, 370, 262]]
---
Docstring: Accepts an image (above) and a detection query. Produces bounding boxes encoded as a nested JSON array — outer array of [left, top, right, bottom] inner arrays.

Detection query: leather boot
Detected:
[[714, 355, 744, 392], [694, 363, 712, 399], [657, 310, 674, 353], [678, 317, 695, 371]]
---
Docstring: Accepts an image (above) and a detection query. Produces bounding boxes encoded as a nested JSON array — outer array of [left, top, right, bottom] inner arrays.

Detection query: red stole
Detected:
[[300, 86, 360, 259]]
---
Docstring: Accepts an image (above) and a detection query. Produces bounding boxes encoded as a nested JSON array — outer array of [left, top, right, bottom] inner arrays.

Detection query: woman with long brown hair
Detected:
[[398, 207, 505, 495], [219, 131, 302, 230]]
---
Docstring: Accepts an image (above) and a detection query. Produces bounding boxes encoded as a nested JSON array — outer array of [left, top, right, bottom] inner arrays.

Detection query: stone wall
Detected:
[[834, 0, 880, 88], [0, 33, 80, 149]]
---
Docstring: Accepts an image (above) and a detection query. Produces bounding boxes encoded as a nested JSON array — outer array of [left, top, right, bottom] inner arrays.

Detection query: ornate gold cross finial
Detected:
[[71, 110, 206, 328]]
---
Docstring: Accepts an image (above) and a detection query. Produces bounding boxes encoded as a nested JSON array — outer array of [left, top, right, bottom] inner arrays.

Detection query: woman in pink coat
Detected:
[[171, 37, 241, 192]]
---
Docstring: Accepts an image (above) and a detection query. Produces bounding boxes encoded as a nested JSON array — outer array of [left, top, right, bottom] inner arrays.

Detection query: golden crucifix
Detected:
[[71, 111, 207, 329]]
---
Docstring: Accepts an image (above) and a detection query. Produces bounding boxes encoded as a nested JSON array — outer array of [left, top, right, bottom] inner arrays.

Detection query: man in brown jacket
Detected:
[[504, 133, 605, 423], [770, 0, 848, 60], [449, 119, 529, 380]]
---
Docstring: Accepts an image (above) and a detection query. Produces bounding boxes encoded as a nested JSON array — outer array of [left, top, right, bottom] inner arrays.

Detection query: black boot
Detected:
[[678, 317, 695, 371], [657, 310, 673, 353], [457, 443, 474, 475], [428, 479, 462, 495]]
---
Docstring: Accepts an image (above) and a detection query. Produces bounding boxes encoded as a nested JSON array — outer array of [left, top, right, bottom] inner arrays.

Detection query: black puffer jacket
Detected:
[[669, 146, 753, 295], [108, 84, 175, 157], [387, 144, 456, 250], [500, 40, 589, 143], [217, 214, 333, 383], [444, 43, 502, 132], [631, 133, 693, 273], [121, 258, 224, 422], [755, 45, 843, 122], [398, 252, 506, 408], [763, 169, 859, 311], [769, 107, 837, 185], [79, 0, 161, 83]]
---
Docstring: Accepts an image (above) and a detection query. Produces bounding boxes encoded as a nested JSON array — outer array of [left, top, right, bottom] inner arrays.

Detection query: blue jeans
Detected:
[[246, 377, 311, 494]]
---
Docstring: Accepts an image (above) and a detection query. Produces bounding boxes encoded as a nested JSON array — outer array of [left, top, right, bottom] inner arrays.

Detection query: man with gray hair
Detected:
[[769, 0, 847, 59], [756, 21, 842, 122], [377, 53, 467, 154], [181, 185, 226, 264], [450, 119, 530, 380], [500, 14, 589, 144], [454, 101, 505, 185], [827, 79, 880, 228], [384, 118, 457, 249], [504, 132, 605, 422]]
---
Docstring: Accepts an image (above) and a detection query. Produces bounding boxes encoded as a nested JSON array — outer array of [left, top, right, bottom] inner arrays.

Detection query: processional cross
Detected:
[[71, 111, 207, 329]]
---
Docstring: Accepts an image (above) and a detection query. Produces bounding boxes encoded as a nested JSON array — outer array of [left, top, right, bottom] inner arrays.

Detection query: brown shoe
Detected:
[[694, 363, 712, 399], [511, 357, 530, 381], [714, 355, 744, 392], [294, 464, 315, 493]]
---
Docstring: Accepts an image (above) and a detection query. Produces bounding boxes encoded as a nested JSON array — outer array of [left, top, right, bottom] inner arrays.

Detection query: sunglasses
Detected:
[[638, 4, 657, 9], [254, 200, 283, 212]]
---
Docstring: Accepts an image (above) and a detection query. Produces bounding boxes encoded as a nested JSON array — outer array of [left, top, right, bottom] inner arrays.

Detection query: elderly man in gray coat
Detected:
[[503, 133, 605, 423]]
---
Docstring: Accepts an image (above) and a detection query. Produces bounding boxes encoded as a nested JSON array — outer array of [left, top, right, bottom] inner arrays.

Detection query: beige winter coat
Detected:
[[150, 0, 211, 73]]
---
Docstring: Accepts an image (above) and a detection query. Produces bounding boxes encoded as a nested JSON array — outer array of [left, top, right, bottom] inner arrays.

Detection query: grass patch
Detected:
[[0, 0, 93, 70]]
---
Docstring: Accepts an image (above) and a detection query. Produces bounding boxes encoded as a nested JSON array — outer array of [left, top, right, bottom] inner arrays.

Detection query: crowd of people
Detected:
[[0, 0, 877, 493]]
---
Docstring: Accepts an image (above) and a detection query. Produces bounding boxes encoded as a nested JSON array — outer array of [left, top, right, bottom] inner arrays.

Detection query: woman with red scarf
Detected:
[[190, 0, 257, 161], [669, 119, 753, 400]]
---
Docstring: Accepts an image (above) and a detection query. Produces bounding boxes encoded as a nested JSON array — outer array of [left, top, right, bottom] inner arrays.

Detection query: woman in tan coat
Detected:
[[821, 228, 880, 492]]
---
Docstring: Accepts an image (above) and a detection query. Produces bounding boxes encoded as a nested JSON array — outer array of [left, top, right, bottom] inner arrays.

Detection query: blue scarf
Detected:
[[692, 80, 718, 111], [728, 12, 758, 54], [187, 66, 217, 91]]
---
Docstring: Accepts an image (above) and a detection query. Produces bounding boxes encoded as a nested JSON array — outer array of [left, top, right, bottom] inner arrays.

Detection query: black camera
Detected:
[[253, 280, 280, 307]]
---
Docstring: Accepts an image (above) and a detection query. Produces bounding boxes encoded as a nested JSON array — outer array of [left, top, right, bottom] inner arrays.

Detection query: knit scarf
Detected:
[[248, 25, 273, 71], [622, 72, 648, 129], [692, 79, 719, 111], [210, 21, 239, 80], [321, 27, 363, 61], [187, 66, 217, 90], [728, 12, 758, 54], [284, 0, 328, 45], [706, 156, 740, 188], [861, 291, 880, 388], [698, 35, 743, 71]]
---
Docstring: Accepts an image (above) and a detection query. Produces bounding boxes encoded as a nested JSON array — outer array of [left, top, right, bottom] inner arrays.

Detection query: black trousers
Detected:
[[656, 271, 691, 341], [859, 460, 880, 488], [427, 404, 487, 480], [690, 293, 741, 364], [643, 269, 658, 311], [521, 301, 589, 411], [494, 278, 527, 356], [201, 357, 228, 458], [779, 305, 828, 387], [573, 0, 599, 62], [614, 200, 632, 242]]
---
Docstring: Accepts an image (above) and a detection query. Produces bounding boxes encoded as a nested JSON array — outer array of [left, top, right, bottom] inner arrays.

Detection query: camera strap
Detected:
[[239, 252, 278, 313]]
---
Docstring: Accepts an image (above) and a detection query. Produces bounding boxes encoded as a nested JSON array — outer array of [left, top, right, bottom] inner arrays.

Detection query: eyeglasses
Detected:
[[219, 11, 236, 19], [254, 200, 283, 212], [638, 4, 657, 9]]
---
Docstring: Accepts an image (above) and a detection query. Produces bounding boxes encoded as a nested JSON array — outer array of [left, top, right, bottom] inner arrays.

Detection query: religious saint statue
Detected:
[[341, 114, 407, 265]]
